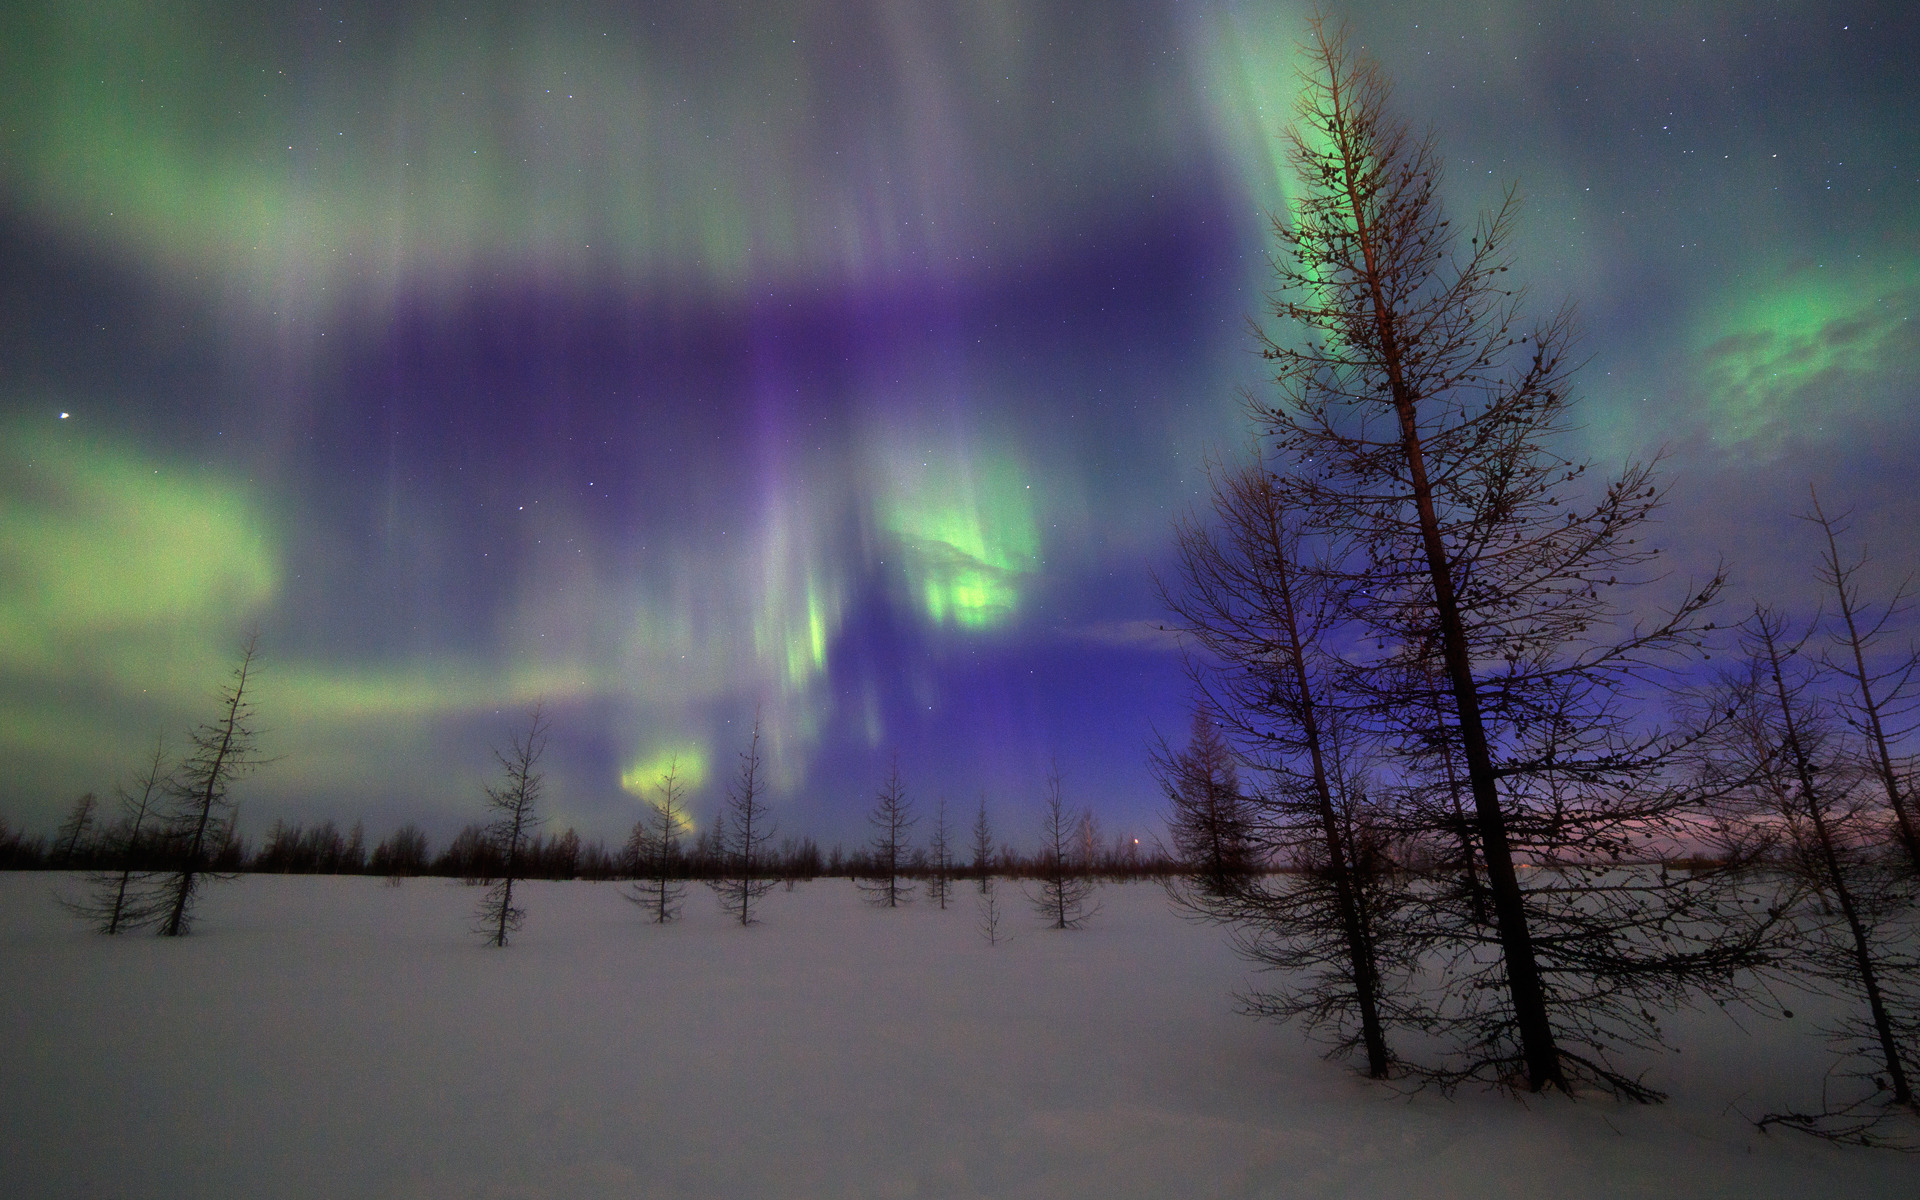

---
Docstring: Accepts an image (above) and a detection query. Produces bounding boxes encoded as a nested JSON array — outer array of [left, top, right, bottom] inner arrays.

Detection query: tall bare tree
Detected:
[[475, 705, 549, 947], [1206, 17, 1768, 1097], [1158, 461, 1404, 1076], [159, 635, 265, 937], [709, 715, 775, 926], [859, 757, 917, 908], [1806, 491, 1920, 874], [625, 755, 689, 924]]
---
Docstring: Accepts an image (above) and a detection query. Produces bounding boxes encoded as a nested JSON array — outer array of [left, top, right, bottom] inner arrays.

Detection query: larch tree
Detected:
[[709, 715, 776, 926], [1029, 763, 1097, 930], [972, 796, 995, 893], [1240, 17, 1762, 1096], [1706, 608, 1917, 1146], [1806, 491, 1920, 874], [62, 734, 171, 934], [925, 796, 953, 910], [1157, 467, 1408, 1078], [54, 794, 98, 866], [1155, 708, 1254, 894], [625, 755, 689, 924], [159, 635, 265, 937], [859, 756, 917, 908], [475, 705, 549, 947]]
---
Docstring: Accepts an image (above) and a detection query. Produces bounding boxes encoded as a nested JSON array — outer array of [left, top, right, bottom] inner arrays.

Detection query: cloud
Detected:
[[1690, 264, 1919, 455]]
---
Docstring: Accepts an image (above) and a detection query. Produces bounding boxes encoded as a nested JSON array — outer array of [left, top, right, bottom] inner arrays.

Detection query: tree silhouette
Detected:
[[977, 877, 1009, 947], [61, 735, 171, 934], [370, 825, 430, 877], [475, 705, 548, 947], [1806, 491, 1920, 874], [625, 755, 689, 924], [1705, 608, 1917, 1146], [925, 796, 954, 910], [159, 635, 265, 937], [1156, 709, 1254, 892], [1029, 763, 1096, 930], [971, 796, 995, 894], [1158, 460, 1409, 1076], [858, 757, 916, 908], [709, 715, 775, 926], [1229, 16, 1760, 1096], [53, 794, 98, 866]]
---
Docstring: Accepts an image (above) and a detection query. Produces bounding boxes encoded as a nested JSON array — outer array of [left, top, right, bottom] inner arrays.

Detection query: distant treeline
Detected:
[[0, 813, 1181, 881]]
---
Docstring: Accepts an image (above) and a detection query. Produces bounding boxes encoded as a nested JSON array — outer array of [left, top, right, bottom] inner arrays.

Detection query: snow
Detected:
[[1, 874, 1909, 1198]]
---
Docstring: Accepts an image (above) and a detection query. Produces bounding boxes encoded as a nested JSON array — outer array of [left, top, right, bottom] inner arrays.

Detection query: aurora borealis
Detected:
[[3, 2, 1915, 844]]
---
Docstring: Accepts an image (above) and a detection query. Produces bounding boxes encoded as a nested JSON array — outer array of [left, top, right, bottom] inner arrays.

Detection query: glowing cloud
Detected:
[[0, 422, 278, 691], [620, 744, 709, 801], [1694, 261, 1919, 448]]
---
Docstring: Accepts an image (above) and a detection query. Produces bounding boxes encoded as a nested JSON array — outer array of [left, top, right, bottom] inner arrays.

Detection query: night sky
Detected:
[[3, 1, 1915, 847]]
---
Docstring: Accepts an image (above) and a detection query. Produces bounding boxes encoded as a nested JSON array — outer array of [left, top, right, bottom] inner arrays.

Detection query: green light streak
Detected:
[[755, 572, 836, 690], [1, 2, 1210, 307], [740, 485, 849, 696], [1196, 5, 1307, 223]]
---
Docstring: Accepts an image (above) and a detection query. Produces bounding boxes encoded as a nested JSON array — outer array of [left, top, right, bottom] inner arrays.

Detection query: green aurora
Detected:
[[1, 1, 1914, 841]]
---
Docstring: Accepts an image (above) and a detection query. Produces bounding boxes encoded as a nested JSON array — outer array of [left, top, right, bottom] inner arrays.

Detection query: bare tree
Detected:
[[1158, 457, 1411, 1077], [709, 715, 776, 926], [1246, 17, 1754, 1096], [1707, 608, 1918, 1146], [926, 796, 954, 910], [1154, 700, 1406, 1076], [61, 736, 171, 934], [1029, 763, 1097, 930], [1807, 491, 1920, 874], [475, 705, 549, 947], [54, 794, 99, 866], [859, 756, 917, 907], [977, 876, 1010, 947], [1155, 709, 1255, 892], [159, 635, 266, 937], [625, 755, 689, 924], [971, 796, 995, 893]]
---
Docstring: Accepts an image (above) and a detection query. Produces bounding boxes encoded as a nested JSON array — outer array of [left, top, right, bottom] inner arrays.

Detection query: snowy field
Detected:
[[1, 873, 1910, 1199]]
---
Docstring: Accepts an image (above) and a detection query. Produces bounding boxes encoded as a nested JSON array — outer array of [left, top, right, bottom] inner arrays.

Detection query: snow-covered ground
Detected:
[[1, 873, 1908, 1198]]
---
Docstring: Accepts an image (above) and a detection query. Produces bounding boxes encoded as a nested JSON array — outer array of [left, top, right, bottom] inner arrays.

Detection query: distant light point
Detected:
[[59, 412, 68, 419]]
